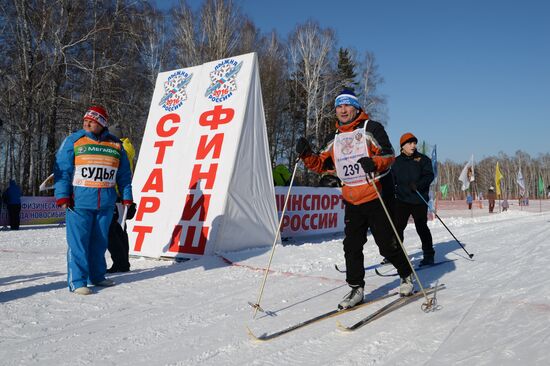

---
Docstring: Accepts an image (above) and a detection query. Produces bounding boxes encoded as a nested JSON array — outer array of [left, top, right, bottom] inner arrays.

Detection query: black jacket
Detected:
[[392, 150, 434, 204]]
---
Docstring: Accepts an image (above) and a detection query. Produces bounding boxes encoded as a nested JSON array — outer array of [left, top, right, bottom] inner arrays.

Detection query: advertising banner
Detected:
[[275, 187, 344, 237], [0, 196, 65, 227]]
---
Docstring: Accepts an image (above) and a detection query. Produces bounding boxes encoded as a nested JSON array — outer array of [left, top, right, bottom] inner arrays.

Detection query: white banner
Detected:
[[127, 53, 278, 259]]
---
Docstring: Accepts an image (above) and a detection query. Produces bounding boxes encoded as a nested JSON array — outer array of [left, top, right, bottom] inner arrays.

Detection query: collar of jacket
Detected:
[[400, 150, 421, 160], [82, 128, 110, 141], [335, 111, 370, 133]]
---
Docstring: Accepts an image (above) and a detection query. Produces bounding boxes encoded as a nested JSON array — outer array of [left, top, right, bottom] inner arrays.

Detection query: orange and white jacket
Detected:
[[302, 112, 395, 205]]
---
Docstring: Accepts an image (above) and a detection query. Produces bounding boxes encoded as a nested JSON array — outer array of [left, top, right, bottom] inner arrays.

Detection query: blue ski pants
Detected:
[[66, 207, 113, 291]]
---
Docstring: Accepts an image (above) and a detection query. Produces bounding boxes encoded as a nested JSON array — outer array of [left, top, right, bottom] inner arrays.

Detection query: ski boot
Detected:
[[338, 286, 364, 310]]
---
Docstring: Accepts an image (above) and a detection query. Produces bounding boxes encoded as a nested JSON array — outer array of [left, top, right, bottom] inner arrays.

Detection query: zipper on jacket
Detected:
[[97, 188, 101, 209]]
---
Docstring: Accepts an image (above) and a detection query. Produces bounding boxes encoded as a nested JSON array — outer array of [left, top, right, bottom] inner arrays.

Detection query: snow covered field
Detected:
[[1, 202, 550, 365]]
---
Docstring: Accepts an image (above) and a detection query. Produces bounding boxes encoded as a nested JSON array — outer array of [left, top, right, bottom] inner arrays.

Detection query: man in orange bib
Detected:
[[54, 105, 133, 295]]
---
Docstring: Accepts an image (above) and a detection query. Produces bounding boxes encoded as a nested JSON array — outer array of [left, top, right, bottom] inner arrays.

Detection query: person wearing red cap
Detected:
[[296, 89, 414, 309], [54, 105, 133, 295], [392, 132, 435, 266]]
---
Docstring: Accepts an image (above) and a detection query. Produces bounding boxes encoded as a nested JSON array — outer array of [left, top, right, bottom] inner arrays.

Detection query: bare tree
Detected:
[[359, 51, 388, 124], [200, 0, 242, 61], [130, 2, 168, 87], [257, 31, 288, 165], [288, 21, 336, 146], [170, 0, 200, 67], [0, 0, 156, 193], [237, 18, 259, 56], [171, 0, 245, 67]]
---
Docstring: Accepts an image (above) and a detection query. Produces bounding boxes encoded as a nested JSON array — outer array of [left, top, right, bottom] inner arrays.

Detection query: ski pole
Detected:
[[368, 174, 435, 312], [250, 159, 300, 319], [414, 190, 474, 259]]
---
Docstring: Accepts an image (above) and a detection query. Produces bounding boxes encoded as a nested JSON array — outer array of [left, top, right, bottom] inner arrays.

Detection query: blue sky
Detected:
[[158, 0, 549, 163]]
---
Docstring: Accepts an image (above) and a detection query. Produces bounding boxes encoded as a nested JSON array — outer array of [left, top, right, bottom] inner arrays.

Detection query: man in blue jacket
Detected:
[[2, 179, 22, 230], [54, 105, 133, 295]]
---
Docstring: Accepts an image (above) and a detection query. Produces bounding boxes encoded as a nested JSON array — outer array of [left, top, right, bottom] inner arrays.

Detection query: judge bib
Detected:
[[72, 137, 121, 188]]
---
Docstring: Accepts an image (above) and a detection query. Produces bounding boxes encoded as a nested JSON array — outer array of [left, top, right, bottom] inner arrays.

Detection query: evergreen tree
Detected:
[[336, 48, 358, 90]]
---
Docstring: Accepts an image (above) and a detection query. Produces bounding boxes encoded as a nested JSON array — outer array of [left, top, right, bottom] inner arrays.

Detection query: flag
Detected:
[[495, 162, 504, 196], [39, 173, 55, 192], [538, 176, 545, 197], [458, 155, 475, 191], [516, 168, 525, 196], [440, 184, 448, 199], [428, 144, 437, 211], [431, 144, 438, 185]]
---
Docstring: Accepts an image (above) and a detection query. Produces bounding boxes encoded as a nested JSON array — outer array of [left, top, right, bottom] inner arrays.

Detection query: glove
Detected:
[[409, 182, 417, 192], [56, 197, 74, 209], [322, 157, 335, 171], [357, 157, 376, 174], [126, 202, 137, 220], [295, 137, 312, 158]]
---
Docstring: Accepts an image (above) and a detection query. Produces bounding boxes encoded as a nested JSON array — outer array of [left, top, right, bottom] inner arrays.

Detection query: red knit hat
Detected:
[[83, 105, 108, 127], [400, 132, 418, 148]]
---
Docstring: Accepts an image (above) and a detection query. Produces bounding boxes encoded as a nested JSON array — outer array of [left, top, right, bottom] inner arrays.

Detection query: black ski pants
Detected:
[[394, 200, 434, 257], [343, 199, 412, 288], [7, 204, 21, 230], [107, 210, 130, 271], [488, 200, 495, 213]]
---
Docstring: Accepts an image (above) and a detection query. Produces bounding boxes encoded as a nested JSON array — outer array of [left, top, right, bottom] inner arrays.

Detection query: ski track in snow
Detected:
[[1, 206, 550, 365]]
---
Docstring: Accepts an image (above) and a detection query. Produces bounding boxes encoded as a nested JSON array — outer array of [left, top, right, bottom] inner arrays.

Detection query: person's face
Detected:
[[402, 141, 416, 156], [336, 104, 358, 124], [83, 118, 104, 136]]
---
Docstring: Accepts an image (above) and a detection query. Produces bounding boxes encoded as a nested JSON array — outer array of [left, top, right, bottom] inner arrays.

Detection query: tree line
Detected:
[[0, 0, 387, 193], [437, 151, 550, 200], [1, 0, 548, 197]]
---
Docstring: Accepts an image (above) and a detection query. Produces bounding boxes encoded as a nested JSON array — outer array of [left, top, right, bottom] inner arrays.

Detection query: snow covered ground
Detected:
[[1, 202, 550, 365]]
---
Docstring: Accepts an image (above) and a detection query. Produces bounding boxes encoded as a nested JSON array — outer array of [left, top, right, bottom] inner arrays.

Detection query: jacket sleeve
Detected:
[[54, 136, 76, 201], [122, 138, 135, 172], [367, 122, 395, 172], [116, 146, 133, 202], [302, 144, 335, 175], [417, 156, 435, 192]]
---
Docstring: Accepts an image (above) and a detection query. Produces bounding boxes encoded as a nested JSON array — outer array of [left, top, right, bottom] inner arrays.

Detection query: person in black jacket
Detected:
[[2, 180, 22, 230], [107, 124, 135, 273], [392, 132, 435, 266]]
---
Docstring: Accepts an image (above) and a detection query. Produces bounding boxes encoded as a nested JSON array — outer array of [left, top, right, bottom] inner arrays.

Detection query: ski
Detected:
[[334, 262, 384, 274], [374, 259, 457, 277], [247, 301, 265, 313], [336, 284, 445, 331], [246, 291, 399, 341], [334, 264, 346, 273], [335, 256, 422, 274]]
